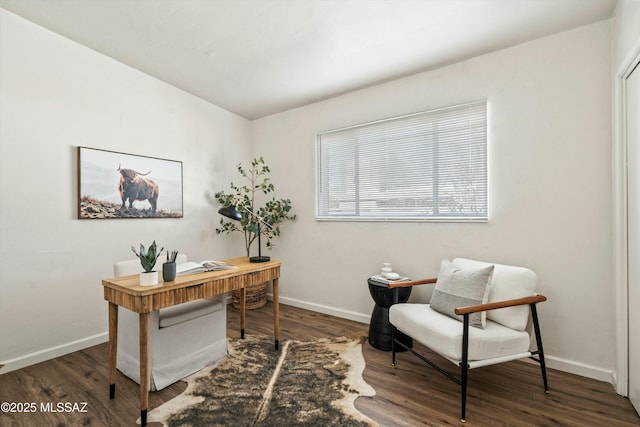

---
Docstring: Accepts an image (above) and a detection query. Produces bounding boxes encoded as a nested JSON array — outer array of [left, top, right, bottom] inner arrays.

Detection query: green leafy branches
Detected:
[[214, 157, 296, 256]]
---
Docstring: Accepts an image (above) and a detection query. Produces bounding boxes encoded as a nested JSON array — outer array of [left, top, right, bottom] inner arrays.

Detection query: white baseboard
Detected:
[[270, 294, 371, 325], [1, 298, 618, 389], [0, 332, 108, 375], [544, 354, 616, 385]]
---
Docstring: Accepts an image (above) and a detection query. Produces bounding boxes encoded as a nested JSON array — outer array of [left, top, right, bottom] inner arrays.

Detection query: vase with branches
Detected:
[[214, 157, 295, 308], [214, 157, 296, 258]]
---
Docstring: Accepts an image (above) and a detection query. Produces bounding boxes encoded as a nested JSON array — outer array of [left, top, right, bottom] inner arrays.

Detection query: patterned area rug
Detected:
[[143, 336, 378, 426]]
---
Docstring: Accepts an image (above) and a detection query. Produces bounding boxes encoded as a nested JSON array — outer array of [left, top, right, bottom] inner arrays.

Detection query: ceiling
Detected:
[[0, 0, 616, 120]]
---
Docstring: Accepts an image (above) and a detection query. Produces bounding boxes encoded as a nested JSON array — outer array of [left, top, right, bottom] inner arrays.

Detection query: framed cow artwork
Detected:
[[77, 147, 183, 219]]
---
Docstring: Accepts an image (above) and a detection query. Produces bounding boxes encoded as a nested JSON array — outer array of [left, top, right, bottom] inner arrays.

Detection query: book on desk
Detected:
[[176, 260, 238, 275]]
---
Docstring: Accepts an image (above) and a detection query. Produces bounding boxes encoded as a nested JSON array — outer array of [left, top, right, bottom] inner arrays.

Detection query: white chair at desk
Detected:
[[113, 254, 227, 391]]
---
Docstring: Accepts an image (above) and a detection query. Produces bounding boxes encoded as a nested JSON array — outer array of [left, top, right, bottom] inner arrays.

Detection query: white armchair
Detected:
[[113, 254, 227, 390], [389, 258, 548, 422]]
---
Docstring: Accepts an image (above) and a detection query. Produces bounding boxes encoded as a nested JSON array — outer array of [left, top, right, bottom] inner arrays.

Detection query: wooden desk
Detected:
[[102, 257, 281, 426]]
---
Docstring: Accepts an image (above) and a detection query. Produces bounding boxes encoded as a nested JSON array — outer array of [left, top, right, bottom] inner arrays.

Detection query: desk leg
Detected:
[[108, 303, 118, 399], [273, 278, 280, 350], [139, 312, 150, 427], [240, 287, 246, 339]]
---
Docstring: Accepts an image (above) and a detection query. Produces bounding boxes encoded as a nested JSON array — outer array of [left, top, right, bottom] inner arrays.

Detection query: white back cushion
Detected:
[[114, 254, 188, 277], [452, 258, 536, 331]]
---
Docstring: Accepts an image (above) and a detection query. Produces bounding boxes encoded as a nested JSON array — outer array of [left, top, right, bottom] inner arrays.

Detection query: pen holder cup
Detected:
[[162, 262, 177, 282]]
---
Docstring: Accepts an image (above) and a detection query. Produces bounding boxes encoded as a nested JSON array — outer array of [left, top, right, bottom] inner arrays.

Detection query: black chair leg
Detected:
[[461, 314, 470, 423], [461, 364, 468, 423], [530, 303, 549, 393], [391, 287, 399, 366], [391, 325, 397, 366]]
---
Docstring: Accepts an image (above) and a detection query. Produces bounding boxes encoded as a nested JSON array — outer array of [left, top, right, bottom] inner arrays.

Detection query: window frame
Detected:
[[315, 100, 489, 223]]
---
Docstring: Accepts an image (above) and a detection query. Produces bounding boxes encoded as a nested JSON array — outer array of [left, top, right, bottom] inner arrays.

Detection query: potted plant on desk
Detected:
[[131, 240, 164, 286], [214, 157, 295, 308]]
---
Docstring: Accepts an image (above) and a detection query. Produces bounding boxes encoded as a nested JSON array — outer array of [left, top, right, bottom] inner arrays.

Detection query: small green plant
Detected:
[[131, 241, 164, 273]]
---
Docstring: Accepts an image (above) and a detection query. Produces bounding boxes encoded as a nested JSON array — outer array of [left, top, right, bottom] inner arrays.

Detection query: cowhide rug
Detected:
[[142, 335, 378, 426]]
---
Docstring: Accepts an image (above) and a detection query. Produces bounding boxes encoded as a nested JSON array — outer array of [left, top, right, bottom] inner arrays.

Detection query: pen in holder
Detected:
[[163, 262, 177, 282], [162, 250, 178, 282]]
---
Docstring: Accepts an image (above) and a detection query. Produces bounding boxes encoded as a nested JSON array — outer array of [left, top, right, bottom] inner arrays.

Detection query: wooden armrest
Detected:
[[454, 294, 547, 315], [388, 278, 437, 289]]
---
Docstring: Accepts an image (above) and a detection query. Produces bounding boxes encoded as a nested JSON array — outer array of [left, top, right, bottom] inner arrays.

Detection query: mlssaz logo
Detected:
[[39, 402, 88, 413]]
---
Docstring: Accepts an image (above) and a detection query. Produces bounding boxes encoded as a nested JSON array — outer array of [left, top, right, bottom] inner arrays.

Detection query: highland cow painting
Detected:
[[78, 147, 183, 219]]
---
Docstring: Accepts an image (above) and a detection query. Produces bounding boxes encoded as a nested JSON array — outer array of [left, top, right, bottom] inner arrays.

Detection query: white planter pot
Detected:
[[139, 271, 159, 286]]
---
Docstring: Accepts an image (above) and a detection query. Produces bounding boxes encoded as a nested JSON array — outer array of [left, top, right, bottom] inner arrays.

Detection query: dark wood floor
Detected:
[[1, 303, 638, 426]]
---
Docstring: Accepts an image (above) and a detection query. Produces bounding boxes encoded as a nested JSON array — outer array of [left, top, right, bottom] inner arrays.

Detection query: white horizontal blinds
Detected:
[[317, 100, 487, 221]]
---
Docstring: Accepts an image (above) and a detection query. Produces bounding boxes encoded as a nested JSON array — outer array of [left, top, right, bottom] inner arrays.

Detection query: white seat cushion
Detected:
[[389, 303, 530, 362], [159, 297, 224, 328], [452, 258, 536, 331]]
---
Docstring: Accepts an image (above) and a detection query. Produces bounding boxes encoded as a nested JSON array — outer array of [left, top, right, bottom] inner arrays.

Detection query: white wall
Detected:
[[0, 8, 617, 384], [253, 21, 614, 381], [0, 10, 251, 372], [613, 0, 640, 71], [612, 0, 640, 395]]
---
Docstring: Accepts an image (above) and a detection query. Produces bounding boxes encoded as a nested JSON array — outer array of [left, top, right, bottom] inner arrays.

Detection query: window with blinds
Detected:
[[316, 101, 488, 221]]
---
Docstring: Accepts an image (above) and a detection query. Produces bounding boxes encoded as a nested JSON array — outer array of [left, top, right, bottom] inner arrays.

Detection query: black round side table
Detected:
[[367, 278, 413, 351]]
